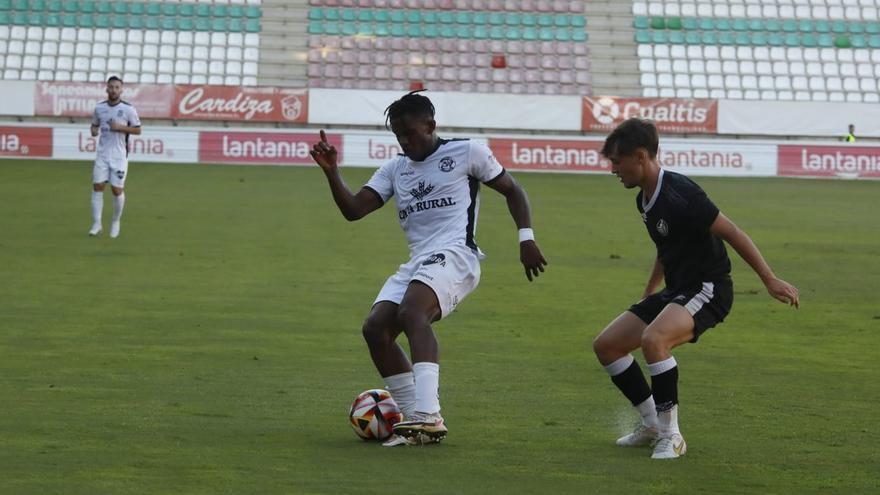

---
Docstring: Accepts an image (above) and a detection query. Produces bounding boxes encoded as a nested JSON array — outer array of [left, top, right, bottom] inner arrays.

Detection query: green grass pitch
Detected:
[[1, 159, 878, 494]]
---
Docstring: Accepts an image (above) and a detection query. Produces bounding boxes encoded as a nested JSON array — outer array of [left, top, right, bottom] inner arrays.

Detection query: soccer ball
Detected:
[[349, 389, 402, 441]]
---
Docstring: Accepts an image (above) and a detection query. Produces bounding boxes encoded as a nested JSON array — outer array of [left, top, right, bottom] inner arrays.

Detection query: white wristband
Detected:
[[518, 228, 535, 243]]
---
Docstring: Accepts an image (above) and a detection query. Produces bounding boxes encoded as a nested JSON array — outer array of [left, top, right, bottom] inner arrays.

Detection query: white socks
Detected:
[[112, 192, 125, 223], [636, 397, 659, 427], [91, 190, 103, 225], [603, 354, 634, 376], [647, 356, 678, 377], [383, 371, 416, 418], [412, 362, 441, 414], [657, 405, 680, 436]]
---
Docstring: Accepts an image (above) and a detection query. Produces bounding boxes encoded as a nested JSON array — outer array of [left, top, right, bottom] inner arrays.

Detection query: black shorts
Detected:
[[628, 279, 734, 343]]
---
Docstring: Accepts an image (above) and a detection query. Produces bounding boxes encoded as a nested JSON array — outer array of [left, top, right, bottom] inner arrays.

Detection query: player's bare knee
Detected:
[[396, 305, 432, 336], [592, 334, 612, 360], [93, 183, 105, 192], [640, 330, 668, 356], [361, 317, 391, 348]]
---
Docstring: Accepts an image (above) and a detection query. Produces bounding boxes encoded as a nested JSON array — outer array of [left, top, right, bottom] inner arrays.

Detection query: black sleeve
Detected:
[[685, 189, 720, 231]]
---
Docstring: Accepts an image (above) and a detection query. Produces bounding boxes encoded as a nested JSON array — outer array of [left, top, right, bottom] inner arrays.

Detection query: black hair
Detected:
[[600, 118, 659, 159], [107, 76, 123, 84], [384, 89, 435, 128]]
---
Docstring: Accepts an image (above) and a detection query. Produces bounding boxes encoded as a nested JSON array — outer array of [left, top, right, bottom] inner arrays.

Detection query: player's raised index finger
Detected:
[[319, 129, 328, 144]]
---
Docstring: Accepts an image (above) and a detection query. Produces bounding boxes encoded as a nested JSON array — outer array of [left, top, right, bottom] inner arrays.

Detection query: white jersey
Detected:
[[365, 138, 505, 257], [91, 100, 141, 161]]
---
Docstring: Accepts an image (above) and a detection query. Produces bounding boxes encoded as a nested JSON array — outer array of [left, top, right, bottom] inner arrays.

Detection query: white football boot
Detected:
[[88, 223, 102, 236], [651, 432, 687, 459], [392, 412, 447, 442], [616, 423, 659, 447], [109, 220, 121, 239]]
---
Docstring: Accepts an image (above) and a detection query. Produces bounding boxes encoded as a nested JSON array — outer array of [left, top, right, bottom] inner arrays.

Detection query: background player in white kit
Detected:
[[88, 76, 141, 238], [310, 91, 547, 446]]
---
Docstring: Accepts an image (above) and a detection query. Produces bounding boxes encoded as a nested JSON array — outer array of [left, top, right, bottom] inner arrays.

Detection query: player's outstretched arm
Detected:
[[710, 212, 800, 308], [309, 129, 382, 221], [486, 173, 548, 281]]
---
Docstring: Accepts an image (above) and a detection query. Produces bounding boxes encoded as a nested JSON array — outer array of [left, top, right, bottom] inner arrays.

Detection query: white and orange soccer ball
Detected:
[[348, 389, 403, 441]]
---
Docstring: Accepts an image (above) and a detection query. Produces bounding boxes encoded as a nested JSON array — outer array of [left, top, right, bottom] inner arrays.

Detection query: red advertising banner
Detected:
[[34, 82, 174, 118], [174, 86, 308, 123], [0, 126, 53, 157], [583, 96, 718, 134], [778, 144, 880, 179], [489, 138, 610, 172], [199, 131, 340, 165]]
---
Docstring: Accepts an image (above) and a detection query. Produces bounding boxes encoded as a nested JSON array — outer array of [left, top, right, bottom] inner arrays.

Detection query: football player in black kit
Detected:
[[592, 118, 799, 459]]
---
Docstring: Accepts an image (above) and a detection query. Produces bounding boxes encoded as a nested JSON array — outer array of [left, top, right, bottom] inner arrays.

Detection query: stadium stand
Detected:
[[632, 0, 880, 102], [0, 0, 262, 85]]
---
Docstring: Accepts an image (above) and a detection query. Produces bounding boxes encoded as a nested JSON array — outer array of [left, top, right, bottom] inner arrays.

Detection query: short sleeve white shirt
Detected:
[[91, 100, 141, 161]]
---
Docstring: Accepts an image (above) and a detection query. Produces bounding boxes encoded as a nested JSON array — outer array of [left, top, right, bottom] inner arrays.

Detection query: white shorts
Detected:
[[93, 157, 129, 188], [374, 245, 481, 319]]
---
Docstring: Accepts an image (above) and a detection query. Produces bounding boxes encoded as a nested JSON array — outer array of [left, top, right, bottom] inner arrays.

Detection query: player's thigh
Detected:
[[642, 304, 695, 351], [593, 311, 648, 363], [409, 247, 480, 320], [399, 281, 441, 325]]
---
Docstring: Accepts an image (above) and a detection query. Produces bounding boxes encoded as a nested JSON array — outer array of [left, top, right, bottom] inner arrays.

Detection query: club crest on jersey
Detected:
[[656, 218, 669, 236], [439, 156, 455, 172], [422, 253, 446, 266], [410, 181, 435, 200], [117, 109, 124, 117]]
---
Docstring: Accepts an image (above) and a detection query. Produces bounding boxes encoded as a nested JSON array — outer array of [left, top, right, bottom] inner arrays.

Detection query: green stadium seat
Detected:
[[405, 10, 419, 23], [112, 2, 127, 15], [180, 17, 195, 31], [572, 30, 587, 42], [538, 13, 553, 27], [358, 23, 374, 35], [488, 12, 504, 25], [732, 18, 748, 32], [505, 26, 520, 39], [211, 18, 226, 31], [634, 31, 650, 43], [735, 32, 750, 45], [96, 0, 110, 14], [651, 30, 668, 43], [374, 24, 390, 36], [0, 11, 8, 23], [650, 17, 664, 29], [681, 17, 697, 30], [307, 21, 323, 34], [373, 10, 388, 22], [782, 19, 797, 33], [342, 9, 357, 22], [214, 5, 228, 17], [389, 24, 405, 36], [555, 28, 571, 42], [750, 32, 767, 45], [798, 20, 813, 33], [31, 0, 47, 11], [308, 9, 322, 21], [47, 0, 63, 12], [424, 24, 440, 37], [817, 33, 833, 47], [700, 31, 716, 44], [80, 15, 95, 28], [765, 18, 781, 32], [388, 10, 403, 23], [323, 22, 339, 35], [63, 0, 78, 13], [834, 35, 851, 48], [473, 25, 489, 39], [633, 17, 649, 29], [145, 16, 159, 30], [832, 21, 847, 34], [850, 35, 866, 48], [714, 18, 731, 31], [358, 9, 373, 22], [868, 35, 880, 49], [488, 25, 504, 39], [193, 17, 210, 31], [62, 13, 78, 26], [341, 23, 356, 35], [0, 0, 10, 11], [146, 3, 161, 16], [668, 30, 684, 43], [849, 23, 864, 35], [196, 4, 211, 17], [748, 19, 763, 31], [178, 4, 193, 17], [405, 23, 421, 36], [28, 12, 43, 25], [45, 12, 60, 25], [455, 25, 472, 38], [801, 33, 817, 47], [229, 5, 245, 18], [128, 16, 143, 29], [439, 24, 455, 37], [697, 18, 713, 31], [246, 6, 261, 18], [767, 33, 784, 46], [554, 15, 570, 28], [11, 0, 25, 9], [129, 3, 144, 15], [666, 17, 682, 30], [866, 22, 880, 35], [571, 16, 585, 28], [718, 31, 734, 45], [521, 13, 536, 26], [539, 27, 554, 41], [522, 26, 537, 40], [473, 12, 488, 25], [814, 20, 830, 33], [685, 31, 700, 44], [11, 10, 24, 23], [784, 33, 800, 46], [506, 13, 521, 26], [455, 11, 471, 24], [112, 15, 128, 28]]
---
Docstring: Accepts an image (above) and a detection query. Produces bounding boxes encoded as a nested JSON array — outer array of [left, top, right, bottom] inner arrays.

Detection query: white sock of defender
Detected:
[[91, 190, 103, 225], [648, 357, 680, 435], [112, 193, 125, 223], [383, 371, 416, 419], [412, 361, 441, 415], [605, 355, 657, 427]]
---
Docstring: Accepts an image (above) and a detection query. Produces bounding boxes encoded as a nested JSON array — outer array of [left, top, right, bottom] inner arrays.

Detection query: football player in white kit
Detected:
[[88, 76, 141, 238], [310, 91, 547, 446]]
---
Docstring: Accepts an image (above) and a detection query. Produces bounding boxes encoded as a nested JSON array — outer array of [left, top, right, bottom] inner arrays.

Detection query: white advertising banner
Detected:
[[718, 100, 880, 138], [658, 139, 778, 177], [342, 131, 487, 168], [0, 81, 36, 116], [52, 126, 199, 163], [308, 89, 581, 131]]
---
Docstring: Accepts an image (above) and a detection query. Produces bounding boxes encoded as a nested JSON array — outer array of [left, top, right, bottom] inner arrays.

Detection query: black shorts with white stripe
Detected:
[[628, 279, 734, 343]]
